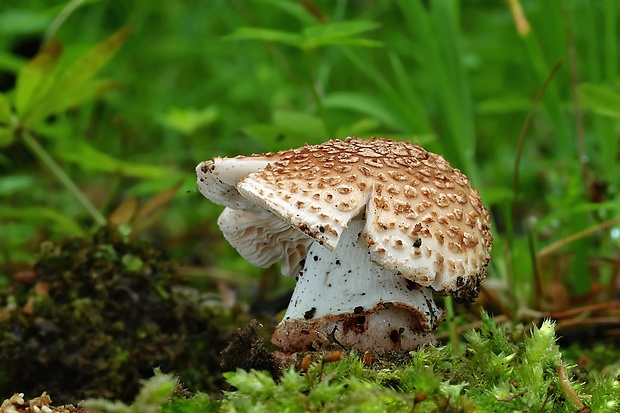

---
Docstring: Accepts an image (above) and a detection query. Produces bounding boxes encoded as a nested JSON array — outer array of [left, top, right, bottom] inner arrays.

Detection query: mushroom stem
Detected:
[[272, 219, 444, 353]]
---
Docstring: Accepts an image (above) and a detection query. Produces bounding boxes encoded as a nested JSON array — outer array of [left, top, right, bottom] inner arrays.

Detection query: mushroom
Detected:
[[196, 137, 493, 352]]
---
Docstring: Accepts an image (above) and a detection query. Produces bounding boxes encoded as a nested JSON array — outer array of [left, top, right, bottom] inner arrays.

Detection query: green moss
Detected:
[[93, 310, 618, 413]]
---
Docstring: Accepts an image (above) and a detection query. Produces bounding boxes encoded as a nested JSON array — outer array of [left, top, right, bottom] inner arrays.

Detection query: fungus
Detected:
[[196, 137, 493, 352]]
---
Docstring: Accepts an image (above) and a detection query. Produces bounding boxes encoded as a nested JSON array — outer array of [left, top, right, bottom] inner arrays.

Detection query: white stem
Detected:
[[272, 219, 444, 352]]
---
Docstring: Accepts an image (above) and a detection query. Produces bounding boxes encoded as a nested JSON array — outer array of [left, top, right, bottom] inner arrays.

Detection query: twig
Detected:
[[329, 325, 346, 349], [547, 302, 620, 319], [556, 317, 620, 332], [537, 215, 620, 258], [538, 386, 553, 413], [498, 388, 528, 402]]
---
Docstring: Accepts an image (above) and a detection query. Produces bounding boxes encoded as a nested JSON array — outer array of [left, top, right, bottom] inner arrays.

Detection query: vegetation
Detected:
[[89, 313, 620, 412], [0, 0, 618, 411], [0, 226, 239, 403]]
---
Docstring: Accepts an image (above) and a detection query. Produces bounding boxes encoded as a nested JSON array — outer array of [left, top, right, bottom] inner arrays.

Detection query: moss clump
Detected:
[[107, 311, 618, 412], [0, 226, 236, 404]]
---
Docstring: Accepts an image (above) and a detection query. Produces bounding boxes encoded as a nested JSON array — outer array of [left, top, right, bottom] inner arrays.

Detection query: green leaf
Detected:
[[0, 93, 12, 125], [15, 39, 63, 117], [301, 20, 381, 49], [224, 27, 302, 47], [0, 206, 84, 236], [225, 20, 380, 50], [0, 51, 26, 73], [261, 0, 317, 25], [0, 127, 14, 148], [54, 140, 170, 178], [242, 111, 327, 150], [159, 106, 219, 135], [0, 175, 34, 196], [122, 254, 144, 272], [579, 83, 620, 119], [272, 110, 327, 139], [20, 26, 131, 124], [0, 9, 52, 36], [323, 91, 408, 131], [334, 117, 381, 138], [26, 79, 121, 125], [56, 25, 132, 89]]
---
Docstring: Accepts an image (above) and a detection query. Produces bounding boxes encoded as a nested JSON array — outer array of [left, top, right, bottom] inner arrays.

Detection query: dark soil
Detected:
[[0, 226, 241, 405]]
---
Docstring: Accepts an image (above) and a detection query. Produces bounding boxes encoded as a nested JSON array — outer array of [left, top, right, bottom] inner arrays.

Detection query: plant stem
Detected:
[[43, 0, 86, 46], [22, 131, 107, 226]]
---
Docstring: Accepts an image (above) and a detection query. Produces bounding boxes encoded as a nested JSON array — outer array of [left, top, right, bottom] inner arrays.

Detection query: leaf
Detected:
[[20, 26, 131, 124], [159, 106, 219, 135], [578, 83, 620, 119], [132, 183, 182, 235], [0, 9, 52, 36], [224, 27, 302, 47], [26, 79, 121, 125], [109, 198, 139, 226], [0, 127, 14, 148], [272, 110, 327, 140], [262, 0, 318, 25], [301, 20, 381, 49], [134, 183, 181, 225], [15, 40, 63, 117], [334, 118, 380, 138], [0, 206, 84, 235], [225, 20, 380, 50], [0, 175, 34, 196], [105, 185, 182, 236], [323, 91, 408, 131], [54, 140, 170, 178], [0, 51, 26, 73], [59, 25, 132, 90], [0, 93, 12, 125], [242, 111, 327, 150]]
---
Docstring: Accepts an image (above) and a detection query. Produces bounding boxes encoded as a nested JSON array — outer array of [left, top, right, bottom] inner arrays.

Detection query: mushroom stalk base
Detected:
[[272, 219, 444, 353]]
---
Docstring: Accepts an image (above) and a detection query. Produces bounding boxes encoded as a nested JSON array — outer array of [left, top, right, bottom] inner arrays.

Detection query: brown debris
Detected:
[[0, 393, 82, 413], [220, 319, 279, 379]]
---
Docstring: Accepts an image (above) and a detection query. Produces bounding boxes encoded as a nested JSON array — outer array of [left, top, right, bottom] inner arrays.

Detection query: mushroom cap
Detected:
[[196, 137, 493, 302]]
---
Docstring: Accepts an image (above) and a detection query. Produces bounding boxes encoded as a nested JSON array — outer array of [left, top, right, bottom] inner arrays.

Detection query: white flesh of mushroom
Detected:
[[197, 157, 272, 211], [272, 219, 444, 352]]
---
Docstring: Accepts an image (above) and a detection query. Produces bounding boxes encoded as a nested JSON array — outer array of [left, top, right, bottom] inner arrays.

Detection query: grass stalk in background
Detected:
[[510, 58, 563, 314], [42, 0, 86, 46], [21, 131, 107, 226]]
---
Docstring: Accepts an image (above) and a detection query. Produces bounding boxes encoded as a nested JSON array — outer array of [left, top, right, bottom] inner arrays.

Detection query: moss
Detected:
[[9, 310, 616, 412], [0, 226, 239, 404], [117, 310, 617, 412]]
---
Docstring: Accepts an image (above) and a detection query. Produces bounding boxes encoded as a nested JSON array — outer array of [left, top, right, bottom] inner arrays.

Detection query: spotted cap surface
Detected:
[[197, 137, 493, 302]]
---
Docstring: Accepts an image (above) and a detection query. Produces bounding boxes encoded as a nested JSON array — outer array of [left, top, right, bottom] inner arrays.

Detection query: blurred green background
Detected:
[[1, 0, 618, 325]]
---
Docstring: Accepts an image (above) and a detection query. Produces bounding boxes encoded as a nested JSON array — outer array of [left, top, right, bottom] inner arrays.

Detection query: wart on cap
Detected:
[[196, 137, 493, 353]]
